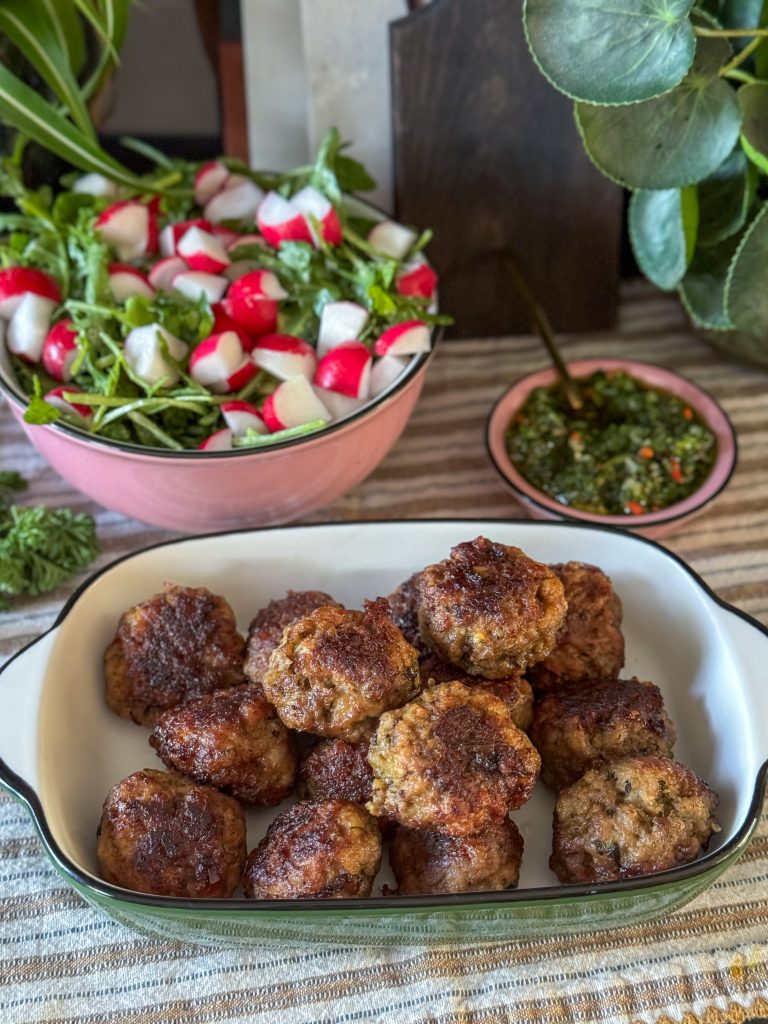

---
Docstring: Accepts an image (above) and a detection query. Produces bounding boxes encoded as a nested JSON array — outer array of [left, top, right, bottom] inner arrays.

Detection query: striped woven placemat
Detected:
[[1, 281, 767, 1024]]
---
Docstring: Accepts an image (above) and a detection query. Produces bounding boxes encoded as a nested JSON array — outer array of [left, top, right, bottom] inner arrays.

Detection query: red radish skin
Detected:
[[176, 226, 230, 274], [222, 269, 287, 335], [148, 256, 187, 292], [250, 334, 317, 381], [188, 331, 257, 394], [194, 161, 230, 206], [108, 264, 155, 302], [0, 267, 61, 318], [7, 293, 56, 362], [256, 192, 313, 247], [220, 399, 267, 436], [317, 300, 369, 358], [291, 186, 343, 245], [367, 220, 418, 260], [95, 201, 157, 262], [159, 218, 213, 258], [198, 427, 233, 451], [172, 271, 228, 305], [45, 385, 92, 420], [211, 303, 256, 352], [370, 353, 408, 396], [261, 376, 331, 431], [313, 341, 372, 400], [373, 320, 431, 357], [124, 324, 187, 387], [41, 319, 79, 382], [396, 261, 438, 299], [204, 178, 263, 224]]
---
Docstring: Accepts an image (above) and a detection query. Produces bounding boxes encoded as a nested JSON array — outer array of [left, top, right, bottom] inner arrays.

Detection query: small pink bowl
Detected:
[[486, 359, 737, 539]]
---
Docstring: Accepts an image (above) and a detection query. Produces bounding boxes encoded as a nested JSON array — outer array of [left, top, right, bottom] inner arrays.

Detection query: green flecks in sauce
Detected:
[[504, 370, 717, 515]]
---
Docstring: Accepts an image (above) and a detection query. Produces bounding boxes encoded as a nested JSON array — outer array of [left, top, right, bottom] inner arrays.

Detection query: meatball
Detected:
[[417, 537, 567, 677], [262, 598, 421, 742], [104, 584, 246, 725], [367, 681, 541, 835], [528, 561, 624, 692], [530, 676, 676, 790], [244, 590, 339, 686], [242, 799, 382, 899], [419, 653, 534, 731], [96, 768, 246, 897], [149, 683, 297, 805], [550, 755, 720, 883], [385, 572, 428, 655], [298, 737, 374, 805], [389, 818, 524, 895]]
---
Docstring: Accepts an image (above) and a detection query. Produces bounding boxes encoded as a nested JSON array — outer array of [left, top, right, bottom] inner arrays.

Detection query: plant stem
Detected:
[[720, 35, 766, 76], [694, 26, 768, 37]]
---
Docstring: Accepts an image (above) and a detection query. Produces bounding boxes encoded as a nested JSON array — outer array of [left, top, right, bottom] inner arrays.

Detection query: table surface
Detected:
[[1, 281, 767, 1024]]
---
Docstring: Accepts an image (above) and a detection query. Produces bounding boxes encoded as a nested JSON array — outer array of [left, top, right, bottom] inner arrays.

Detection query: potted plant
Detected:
[[523, 0, 768, 366]]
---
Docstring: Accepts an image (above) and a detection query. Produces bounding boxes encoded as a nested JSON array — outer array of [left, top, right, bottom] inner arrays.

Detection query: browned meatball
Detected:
[[96, 768, 246, 897], [242, 799, 381, 899], [367, 681, 541, 835], [385, 572, 429, 655], [419, 653, 534, 731], [528, 561, 624, 693], [530, 676, 676, 790], [149, 683, 297, 805], [550, 756, 720, 883], [104, 584, 246, 725], [244, 590, 340, 685], [389, 818, 524, 895], [298, 737, 374, 804], [262, 598, 421, 742], [417, 537, 567, 677]]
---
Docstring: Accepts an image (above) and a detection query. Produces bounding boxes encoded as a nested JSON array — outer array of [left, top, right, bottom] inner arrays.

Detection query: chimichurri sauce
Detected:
[[505, 370, 717, 515]]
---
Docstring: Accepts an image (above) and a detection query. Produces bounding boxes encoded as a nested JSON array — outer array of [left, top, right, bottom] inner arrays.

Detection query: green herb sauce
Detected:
[[505, 370, 718, 515]]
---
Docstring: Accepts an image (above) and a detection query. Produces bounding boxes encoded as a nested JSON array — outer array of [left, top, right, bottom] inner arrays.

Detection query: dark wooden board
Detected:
[[391, 0, 624, 338]]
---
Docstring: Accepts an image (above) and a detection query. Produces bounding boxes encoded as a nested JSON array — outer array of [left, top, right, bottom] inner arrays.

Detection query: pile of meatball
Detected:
[[97, 536, 720, 900]]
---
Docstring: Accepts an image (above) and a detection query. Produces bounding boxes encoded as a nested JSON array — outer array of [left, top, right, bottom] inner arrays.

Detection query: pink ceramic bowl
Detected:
[[486, 359, 737, 539], [0, 347, 435, 533]]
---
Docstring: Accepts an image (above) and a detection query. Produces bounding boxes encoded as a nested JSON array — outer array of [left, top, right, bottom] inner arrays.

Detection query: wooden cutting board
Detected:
[[390, 0, 624, 338]]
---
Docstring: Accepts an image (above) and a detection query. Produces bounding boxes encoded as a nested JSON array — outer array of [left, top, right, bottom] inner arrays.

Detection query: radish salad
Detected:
[[0, 131, 448, 451]]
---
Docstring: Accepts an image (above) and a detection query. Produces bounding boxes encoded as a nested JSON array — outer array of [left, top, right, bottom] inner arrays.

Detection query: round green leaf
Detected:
[[725, 204, 768, 332], [629, 187, 698, 290], [698, 148, 755, 246], [714, 0, 765, 30], [523, 0, 696, 104], [679, 233, 742, 328], [575, 36, 742, 188], [739, 83, 768, 175]]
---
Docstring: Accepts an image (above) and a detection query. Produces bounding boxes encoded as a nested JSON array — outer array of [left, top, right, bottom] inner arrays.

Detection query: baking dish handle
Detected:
[[0, 629, 56, 800]]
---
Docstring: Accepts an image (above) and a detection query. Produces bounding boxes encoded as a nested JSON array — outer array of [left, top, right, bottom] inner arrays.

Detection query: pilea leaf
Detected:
[[724, 203, 768, 331], [698, 148, 756, 247], [739, 83, 768, 175], [679, 233, 742, 329], [629, 187, 699, 291]]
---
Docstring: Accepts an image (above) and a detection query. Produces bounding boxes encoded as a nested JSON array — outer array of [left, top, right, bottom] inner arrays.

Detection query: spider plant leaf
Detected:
[[523, 0, 696, 105], [574, 36, 742, 188], [75, 0, 132, 100], [724, 203, 768, 331], [738, 83, 768, 175], [629, 187, 699, 291], [42, 0, 87, 75]]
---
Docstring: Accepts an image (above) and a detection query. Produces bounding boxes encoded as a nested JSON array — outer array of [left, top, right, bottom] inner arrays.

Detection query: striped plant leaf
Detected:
[[77, 0, 132, 100], [43, 0, 87, 75]]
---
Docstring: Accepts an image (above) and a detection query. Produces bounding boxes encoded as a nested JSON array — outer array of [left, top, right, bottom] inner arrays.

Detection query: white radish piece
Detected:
[[204, 178, 264, 224], [158, 218, 213, 258], [148, 256, 187, 292], [256, 192, 313, 247], [374, 320, 431, 357], [172, 270, 228, 305], [291, 185, 342, 245], [317, 300, 369, 358], [123, 324, 187, 387], [261, 375, 331, 432], [313, 341, 372, 400], [95, 200, 157, 262], [220, 399, 268, 437], [194, 160, 230, 206], [188, 331, 257, 394], [7, 293, 56, 362], [177, 226, 230, 274], [313, 386, 365, 420], [222, 269, 287, 334], [0, 267, 61, 318], [226, 232, 267, 253], [44, 385, 92, 420], [370, 354, 408, 396], [367, 219, 418, 260], [250, 333, 317, 381], [72, 172, 119, 198], [396, 259, 438, 299], [41, 319, 79, 382], [198, 427, 233, 451], [108, 263, 155, 302]]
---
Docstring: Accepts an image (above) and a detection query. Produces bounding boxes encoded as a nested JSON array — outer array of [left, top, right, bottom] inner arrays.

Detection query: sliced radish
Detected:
[[250, 333, 317, 381], [222, 269, 287, 334], [0, 267, 61, 319], [95, 200, 157, 262], [189, 330, 257, 394], [261, 376, 331, 432], [72, 172, 119, 198], [313, 386, 365, 420], [172, 271, 228, 305], [370, 354, 408, 396], [291, 185, 342, 245], [41, 319, 79, 382], [317, 300, 369, 358], [7, 293, 56, 362], [158, 218, 213, 258], [374, 320, 431, 357], [194, 160, 230, 206], [108, 263, 155, 302], [313, 341, 372, 400], [224, 259, 262, 283], [210, 302, 255, 352], [226, 232, 267, 253], [204, 178, 264, 224], [367, 220, 418, 260], [123, 324, 187, 387], [220, 399, 267, 437], [177, 226, 230, 274], [396, 260, 438, 299], [148, 256, 187, 292], [44, 385, 92, 420], [256, 192, 313, 247]]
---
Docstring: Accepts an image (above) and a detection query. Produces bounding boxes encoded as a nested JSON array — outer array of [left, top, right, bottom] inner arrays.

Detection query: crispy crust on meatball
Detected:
[[298, 737, 374, 805], [104, 584, 246, 725], [149, 683, 297, 805], [550, 756, 720, 883], [530, 676, 676, 790], [385, 572, 429, 655], [242, 799, 382, 899], [417, 537, 567, 677], [262, 599, 421, 742], [528, 561, 624, 693], [419, 653, 534, 731], [244, 590, 340, 686], [367, 681, 541, 835], [96, 768, 246, 897], [389, 818, 524, 895]]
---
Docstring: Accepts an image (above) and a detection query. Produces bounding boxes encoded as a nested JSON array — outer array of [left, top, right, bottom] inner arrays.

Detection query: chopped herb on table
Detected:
[[505, 370, 717, 515]]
